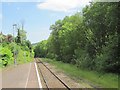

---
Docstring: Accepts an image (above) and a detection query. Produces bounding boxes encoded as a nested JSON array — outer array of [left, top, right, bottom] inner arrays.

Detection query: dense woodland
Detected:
[[0, 24, 34, 67], [34, 2, 119, 73]]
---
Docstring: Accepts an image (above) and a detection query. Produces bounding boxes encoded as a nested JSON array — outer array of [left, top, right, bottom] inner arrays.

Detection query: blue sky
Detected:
[[1, 0, 91, 43]]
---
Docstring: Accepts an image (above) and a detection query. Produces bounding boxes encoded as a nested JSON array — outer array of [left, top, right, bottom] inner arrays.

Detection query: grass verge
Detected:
[[40, 58, 118, 88]]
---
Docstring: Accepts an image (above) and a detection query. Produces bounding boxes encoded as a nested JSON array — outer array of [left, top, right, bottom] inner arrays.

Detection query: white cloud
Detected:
[[37, 0, 92, 12]]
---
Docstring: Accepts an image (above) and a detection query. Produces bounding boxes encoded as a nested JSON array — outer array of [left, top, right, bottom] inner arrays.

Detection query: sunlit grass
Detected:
[[40, 58, 118, 88]]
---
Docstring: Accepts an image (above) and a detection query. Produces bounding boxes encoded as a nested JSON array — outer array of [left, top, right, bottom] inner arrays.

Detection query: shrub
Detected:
[[0, 46, 13, 67]]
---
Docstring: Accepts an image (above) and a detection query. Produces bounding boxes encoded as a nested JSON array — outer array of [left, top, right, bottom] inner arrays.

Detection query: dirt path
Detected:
[[2, 62, 39, 88]]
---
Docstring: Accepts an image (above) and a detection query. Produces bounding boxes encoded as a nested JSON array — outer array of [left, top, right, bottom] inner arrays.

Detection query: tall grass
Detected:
[[40, 58, 118, 88]]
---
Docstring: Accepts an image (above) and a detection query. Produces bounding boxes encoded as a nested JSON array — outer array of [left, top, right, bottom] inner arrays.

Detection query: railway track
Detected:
[[35, 58, 71, 90]]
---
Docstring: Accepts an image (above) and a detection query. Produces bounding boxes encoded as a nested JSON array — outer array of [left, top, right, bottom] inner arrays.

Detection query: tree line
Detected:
[[0, 23, 34, 67], [34, 2, 119, 73]]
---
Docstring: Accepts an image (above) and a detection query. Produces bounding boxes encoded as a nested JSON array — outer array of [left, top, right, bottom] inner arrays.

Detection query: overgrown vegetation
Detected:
[[0, 23, 34, 68], [34, 2, 119, 74], [40, 58, 118, 88]]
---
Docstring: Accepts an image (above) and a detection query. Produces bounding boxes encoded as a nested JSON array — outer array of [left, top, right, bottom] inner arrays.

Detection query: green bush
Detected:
[[34, 40, 48, 58], [0, 42, 34, 68], [0, 45, 13, 67], [14, 45, 33, 64], [95, 37, 119, 73]]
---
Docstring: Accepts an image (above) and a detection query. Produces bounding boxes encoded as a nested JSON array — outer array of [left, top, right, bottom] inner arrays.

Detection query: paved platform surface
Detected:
[[2, 62, 39, 88], [0, 69, 2, 89]]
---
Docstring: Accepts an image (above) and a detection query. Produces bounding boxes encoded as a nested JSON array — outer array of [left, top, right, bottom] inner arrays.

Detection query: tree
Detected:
[[82, 2, 119, 72], [34, 2, 119, 73], [16, 28, 21, 44], [34, 40, 48, 58], [20, 29, 27, 44], [0, 32, 4, 43], [49, 20, 63, 60], [7, 34, 13, 43]]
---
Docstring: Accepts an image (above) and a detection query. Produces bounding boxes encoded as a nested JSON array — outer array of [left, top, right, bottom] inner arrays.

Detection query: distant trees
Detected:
[[34, 40, 47, 58], [34, 2, 119, 73], [0, 32, 13, 43], [0, 32, 4, 43], [0, 23, 34, 67], [15, 27, 27, 45], [7, 34, 13, 43]]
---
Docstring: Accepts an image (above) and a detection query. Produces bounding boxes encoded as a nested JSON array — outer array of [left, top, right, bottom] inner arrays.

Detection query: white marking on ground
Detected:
[[35, 62, 43, 90], [25, 63, 31, 88]]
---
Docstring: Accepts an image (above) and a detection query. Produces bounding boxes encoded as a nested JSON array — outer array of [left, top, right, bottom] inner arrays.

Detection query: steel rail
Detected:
[[35, 58, 49, 90], [37, 58, 71, 90]]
